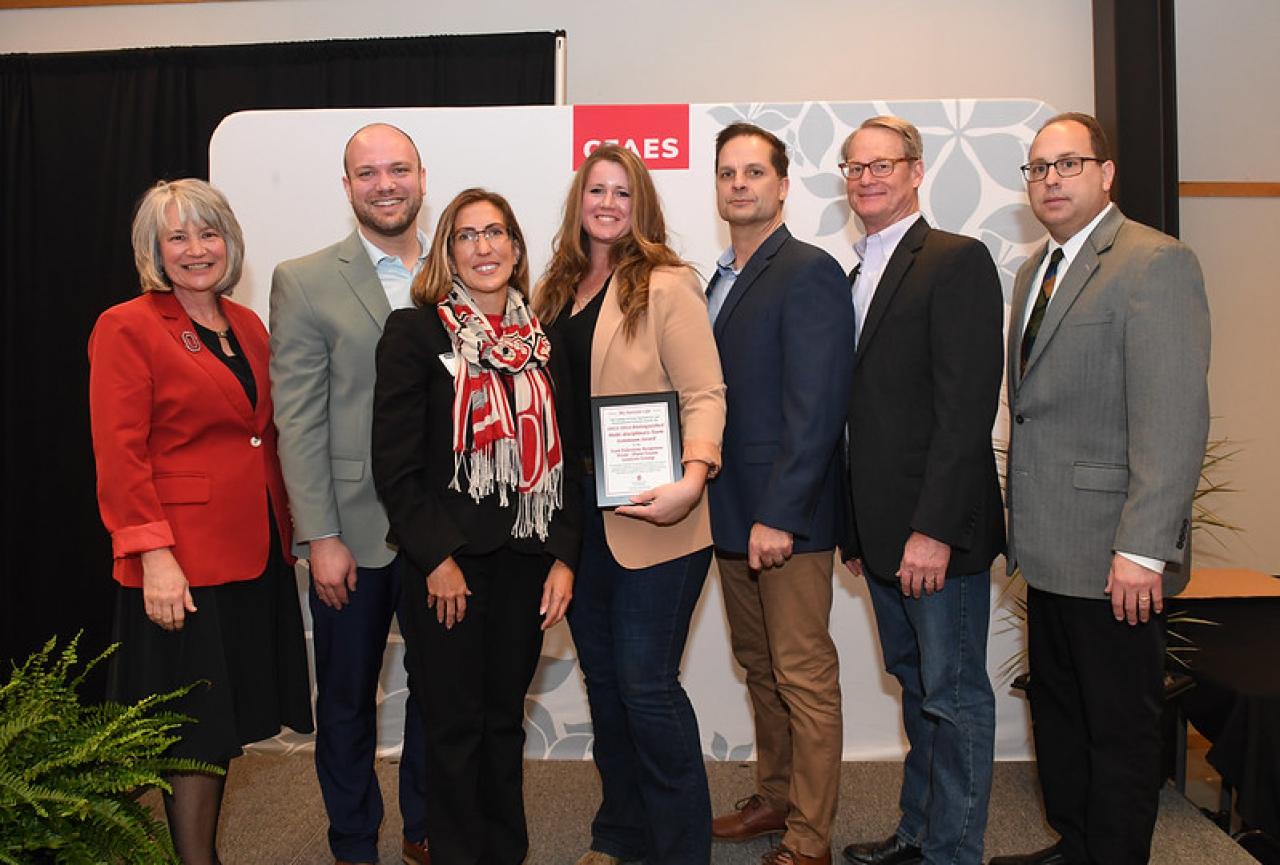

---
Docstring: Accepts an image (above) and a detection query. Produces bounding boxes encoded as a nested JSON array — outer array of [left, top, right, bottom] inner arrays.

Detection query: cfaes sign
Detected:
[[572, 104, 690, 170]]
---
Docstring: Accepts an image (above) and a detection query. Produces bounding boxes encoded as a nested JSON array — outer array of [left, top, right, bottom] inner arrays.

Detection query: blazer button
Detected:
[[1015, 414, 1025, 424], [250, 436, 262, 447]]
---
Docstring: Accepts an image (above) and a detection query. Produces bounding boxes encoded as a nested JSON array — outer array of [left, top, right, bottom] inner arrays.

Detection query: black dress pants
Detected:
[[1027, 587, 1167, 865], [401, 545, 549, 865]]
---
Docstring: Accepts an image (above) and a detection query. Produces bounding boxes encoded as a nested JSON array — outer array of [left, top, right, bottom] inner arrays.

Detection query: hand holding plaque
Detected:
[[591, 391, 683, 509]]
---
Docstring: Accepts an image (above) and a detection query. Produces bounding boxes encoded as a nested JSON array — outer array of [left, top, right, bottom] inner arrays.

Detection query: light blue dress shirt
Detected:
[[707, 246, 742, 324], [357, 228, 429, 311]]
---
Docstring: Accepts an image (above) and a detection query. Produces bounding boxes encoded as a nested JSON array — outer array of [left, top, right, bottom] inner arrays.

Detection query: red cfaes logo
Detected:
[[573, 104, 689, 170]]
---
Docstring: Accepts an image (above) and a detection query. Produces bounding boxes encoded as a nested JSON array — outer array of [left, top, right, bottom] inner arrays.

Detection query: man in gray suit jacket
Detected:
[[992, 113, 1210, 865], [270, 123, 430, 865]]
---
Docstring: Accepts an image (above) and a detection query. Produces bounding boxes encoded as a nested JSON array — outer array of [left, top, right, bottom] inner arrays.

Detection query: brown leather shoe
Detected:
[[402, 837, 431, 865], [573, 853, 624, 865], [762, 843, 832, 865], [712, 794, 788, 841]]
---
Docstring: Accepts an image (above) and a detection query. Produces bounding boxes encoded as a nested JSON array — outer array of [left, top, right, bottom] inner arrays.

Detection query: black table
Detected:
[[1170, 594, 1280, 837]]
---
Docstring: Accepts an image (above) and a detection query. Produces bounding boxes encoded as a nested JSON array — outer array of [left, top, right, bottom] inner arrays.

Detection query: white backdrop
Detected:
[[210, 99, 1057, 761]]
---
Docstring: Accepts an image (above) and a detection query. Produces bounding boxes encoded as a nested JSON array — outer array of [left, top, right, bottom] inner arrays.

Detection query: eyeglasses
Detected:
[[837, 157, 917, 180], [1020, 156, 1103, 182], [452, 225, 509, 246]]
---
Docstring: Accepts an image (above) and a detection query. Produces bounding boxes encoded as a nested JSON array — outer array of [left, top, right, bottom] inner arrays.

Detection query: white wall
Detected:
[[0, 0, 1095, 111], [1176, 0, 1280, 574], [1176, 0, 1280, 182]]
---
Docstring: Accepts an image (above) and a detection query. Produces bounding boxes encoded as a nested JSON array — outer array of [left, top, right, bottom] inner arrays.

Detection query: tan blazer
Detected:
[[591, 265, 726, 569]]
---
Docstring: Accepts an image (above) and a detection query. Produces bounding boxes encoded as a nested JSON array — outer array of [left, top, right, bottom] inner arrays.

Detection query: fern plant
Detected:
[[0, 634, 222, 864]]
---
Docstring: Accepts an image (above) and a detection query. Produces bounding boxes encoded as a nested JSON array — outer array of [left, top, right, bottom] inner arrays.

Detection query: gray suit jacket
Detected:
[[270, 231, 397, 567], [1005, 206, 1210, 600]]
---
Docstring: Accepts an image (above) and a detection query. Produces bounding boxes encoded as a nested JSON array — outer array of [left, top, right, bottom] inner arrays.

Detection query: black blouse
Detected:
[[192, 320, 257, 408], [556, 279, 607, 461]]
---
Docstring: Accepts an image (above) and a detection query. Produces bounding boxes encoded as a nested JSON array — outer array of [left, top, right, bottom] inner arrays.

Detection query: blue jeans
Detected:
[[567, 482, 713, 864], [864, 568, 995, 865], [310, 554, 429, 862]]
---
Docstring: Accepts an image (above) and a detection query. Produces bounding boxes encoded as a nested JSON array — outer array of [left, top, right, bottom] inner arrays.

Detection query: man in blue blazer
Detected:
[[707, 122, 854, 865], [838, 116, 1005, 865]]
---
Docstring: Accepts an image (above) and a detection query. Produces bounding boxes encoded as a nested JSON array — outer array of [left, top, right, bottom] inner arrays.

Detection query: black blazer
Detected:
[[843, 217, 1005, 579], [707, 224, 854, 554], [371, 305, 580, 577]]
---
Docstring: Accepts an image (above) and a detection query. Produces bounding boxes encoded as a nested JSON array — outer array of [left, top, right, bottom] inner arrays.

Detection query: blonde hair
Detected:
[[533, 144, 683, 336], [841, 115, 924, 162], [131, 179, 244, 294], [411, 188, 529, 307]]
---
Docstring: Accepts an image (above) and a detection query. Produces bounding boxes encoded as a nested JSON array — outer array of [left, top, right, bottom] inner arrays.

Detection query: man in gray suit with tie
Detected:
[[271, 123, 430, 865], [992, 113, 1210, 865]]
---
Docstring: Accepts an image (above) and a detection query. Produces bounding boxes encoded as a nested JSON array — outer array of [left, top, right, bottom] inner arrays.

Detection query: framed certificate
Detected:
[[591, 391, 683, 509]]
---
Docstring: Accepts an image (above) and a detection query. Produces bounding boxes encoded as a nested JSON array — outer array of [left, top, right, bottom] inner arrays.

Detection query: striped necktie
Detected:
[[1020, 247, 1064, 375]]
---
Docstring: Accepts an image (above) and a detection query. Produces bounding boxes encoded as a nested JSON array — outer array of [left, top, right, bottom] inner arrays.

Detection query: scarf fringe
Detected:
[[513, 464, 562, 541], [449, 446, 561, 540]]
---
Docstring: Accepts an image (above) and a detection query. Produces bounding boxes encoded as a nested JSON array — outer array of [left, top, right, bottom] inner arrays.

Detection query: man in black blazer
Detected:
[[707, 122, 854, 865], [838, 117, 1005, 865]]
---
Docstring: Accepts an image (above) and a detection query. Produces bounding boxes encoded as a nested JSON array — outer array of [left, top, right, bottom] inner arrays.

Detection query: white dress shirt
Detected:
[[852, 212, 922, 347]]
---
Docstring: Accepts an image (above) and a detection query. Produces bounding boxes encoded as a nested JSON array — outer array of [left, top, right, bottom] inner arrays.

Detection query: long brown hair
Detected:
[[411, 187, 529, 307], [533, 144, 683, 336]]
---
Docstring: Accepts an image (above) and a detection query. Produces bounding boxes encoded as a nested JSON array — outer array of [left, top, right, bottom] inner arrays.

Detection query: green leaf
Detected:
[[0, 634, 216, 863]]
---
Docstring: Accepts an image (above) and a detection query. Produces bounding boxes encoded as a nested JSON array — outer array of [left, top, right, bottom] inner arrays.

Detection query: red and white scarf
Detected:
[[437, 278, 562, 540]]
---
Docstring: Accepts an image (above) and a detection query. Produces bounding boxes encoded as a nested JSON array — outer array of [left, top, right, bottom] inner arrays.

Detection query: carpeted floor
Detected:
[[164, 755, 1255, 863]]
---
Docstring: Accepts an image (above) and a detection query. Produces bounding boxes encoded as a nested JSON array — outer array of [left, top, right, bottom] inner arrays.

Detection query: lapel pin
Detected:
[[181, 331, 201, 353]]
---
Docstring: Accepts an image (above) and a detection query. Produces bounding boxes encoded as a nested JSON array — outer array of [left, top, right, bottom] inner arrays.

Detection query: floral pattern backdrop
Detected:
[[242, 99, 1054, 762]]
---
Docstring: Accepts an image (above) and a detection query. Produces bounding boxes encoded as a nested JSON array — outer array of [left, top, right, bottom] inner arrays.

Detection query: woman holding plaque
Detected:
[[534, 144, 726, 865], [372, 188, 579, 865]]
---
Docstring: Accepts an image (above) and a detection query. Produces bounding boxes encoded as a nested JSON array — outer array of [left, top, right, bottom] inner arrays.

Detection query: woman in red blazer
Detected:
[[88, 179, 312, 864]]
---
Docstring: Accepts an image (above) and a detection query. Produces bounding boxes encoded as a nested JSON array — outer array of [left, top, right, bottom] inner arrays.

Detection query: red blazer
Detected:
[[88, 291, 294, 588]]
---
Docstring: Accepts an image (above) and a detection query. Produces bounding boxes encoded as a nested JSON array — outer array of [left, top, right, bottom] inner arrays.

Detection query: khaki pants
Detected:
[[716, 550, 842, 856]]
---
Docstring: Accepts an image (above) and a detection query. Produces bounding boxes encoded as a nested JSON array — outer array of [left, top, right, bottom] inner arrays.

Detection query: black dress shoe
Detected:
[[988, 843, 1069, 865], [841, 834, 922, 865]]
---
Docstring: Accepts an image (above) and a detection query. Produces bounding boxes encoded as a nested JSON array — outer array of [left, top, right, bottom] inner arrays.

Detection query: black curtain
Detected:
[[0, 33, 557, 685]]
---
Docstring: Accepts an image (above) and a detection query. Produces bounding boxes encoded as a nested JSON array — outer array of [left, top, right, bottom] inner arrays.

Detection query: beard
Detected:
[[351, 191, 423, 239]]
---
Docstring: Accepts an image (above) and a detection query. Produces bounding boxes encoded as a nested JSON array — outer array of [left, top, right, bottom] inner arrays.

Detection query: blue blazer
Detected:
[[707, 224, 854, 555]]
